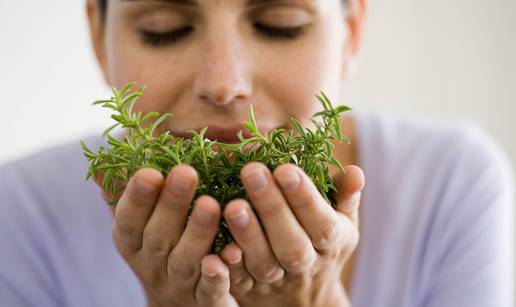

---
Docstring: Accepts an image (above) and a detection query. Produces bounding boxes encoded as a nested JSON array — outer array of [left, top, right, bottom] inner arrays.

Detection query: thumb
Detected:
[[196, 255, 239, 307], [332, 165, 365, 226]]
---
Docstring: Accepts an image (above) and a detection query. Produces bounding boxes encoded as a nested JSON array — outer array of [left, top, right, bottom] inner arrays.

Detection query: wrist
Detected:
[[144, 287, 170, 307], [316, 282, 351, 307]]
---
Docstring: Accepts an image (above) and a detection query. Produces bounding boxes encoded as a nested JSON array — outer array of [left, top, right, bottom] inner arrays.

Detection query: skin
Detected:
[[86, 0, 366, 306]]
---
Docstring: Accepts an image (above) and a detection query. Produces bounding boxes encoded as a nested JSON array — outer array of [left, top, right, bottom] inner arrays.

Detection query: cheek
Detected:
[[258, 26, 344, 122]]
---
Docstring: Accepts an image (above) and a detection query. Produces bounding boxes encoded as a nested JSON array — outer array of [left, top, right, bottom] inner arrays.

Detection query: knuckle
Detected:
[[294, 190, 319, 210], [114, 217, 139, 238], [199, 288, 225, 303], [189, 223, 208, 239], [285, 271, 311, 288], [307, 191, 320, 207], [257, 201, 282, 219], [205, 273, 227, 286], [168, 258, 197, 284], [313, 221, 342, 255], [198, 279, 227, 302], [164, 198, 188, 213], [230, 276, 254, 294], [278, 248, 314, 274], [350, 194, 361, 208], [199, 278, 229, 302], [111, 235, 128, 257], [112, 222, 141, 251], [344, 227, 360, 252], [143, 232, 171, 257], [186, 224, 214, 245], [198, 275, 229, 303], [144, 270, 166, 290], [249, 263, 283, 283]]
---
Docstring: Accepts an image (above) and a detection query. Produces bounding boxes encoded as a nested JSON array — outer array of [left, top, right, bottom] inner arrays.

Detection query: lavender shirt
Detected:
[[0, 111, 514, 307]]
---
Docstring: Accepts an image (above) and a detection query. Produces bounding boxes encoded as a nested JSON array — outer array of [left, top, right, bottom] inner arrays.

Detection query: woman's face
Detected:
[[88, 0, 364, 141]]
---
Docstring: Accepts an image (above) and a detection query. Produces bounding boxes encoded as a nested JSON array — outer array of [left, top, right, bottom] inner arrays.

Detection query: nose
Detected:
[[193, 29, 252, 107]]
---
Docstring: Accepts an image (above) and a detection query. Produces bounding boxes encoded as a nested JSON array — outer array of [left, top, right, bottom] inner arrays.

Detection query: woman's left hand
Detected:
[[220, 162, 364, 307]]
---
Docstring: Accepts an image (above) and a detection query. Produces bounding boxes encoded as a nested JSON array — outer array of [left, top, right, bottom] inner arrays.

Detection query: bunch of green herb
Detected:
[[81, 82, 351, 252]]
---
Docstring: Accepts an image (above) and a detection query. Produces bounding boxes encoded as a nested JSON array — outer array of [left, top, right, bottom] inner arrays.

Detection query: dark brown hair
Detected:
[[99, 0, 107, 18]]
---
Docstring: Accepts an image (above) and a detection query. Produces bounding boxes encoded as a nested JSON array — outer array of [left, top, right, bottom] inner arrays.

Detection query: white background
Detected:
[[1, 0, 515, 293]]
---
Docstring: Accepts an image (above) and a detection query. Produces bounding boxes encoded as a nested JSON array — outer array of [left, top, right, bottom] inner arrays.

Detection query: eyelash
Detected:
[[254, 24, 305, 40], [139, 24, 305, 47], [140, 27, 194, 47]]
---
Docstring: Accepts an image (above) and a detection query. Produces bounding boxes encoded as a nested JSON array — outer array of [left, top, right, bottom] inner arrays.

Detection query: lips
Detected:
[[170, 124, 278, 144]]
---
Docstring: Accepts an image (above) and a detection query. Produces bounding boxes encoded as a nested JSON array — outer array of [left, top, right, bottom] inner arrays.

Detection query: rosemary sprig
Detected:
[[81, 82, 351, 253]]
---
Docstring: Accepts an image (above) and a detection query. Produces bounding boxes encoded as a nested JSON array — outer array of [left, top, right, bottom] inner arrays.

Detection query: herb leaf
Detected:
[[81, 82, 352, 253]]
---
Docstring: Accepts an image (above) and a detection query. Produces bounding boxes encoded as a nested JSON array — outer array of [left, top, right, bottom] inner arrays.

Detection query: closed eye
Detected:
[[139, 23, 305, 47], [139, 26, 194, 47], [254, 23, 306, 40]]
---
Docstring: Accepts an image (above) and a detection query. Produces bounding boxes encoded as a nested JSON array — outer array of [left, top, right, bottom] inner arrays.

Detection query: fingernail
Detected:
[[171, 173, 192, 194], [229, 210, 249, 228], [195, 207, 214, 225], [243, 168, 268, 194], [203, 267, 226, 281], [227, 253, 241, 265], [277, 169, 300, 192], [135, 176, 156, 194], [202, 266, 217, 278]]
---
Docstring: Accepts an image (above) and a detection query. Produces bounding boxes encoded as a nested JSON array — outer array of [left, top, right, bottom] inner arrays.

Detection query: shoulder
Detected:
[[0, 134, 106, 202], [353, 110, 513, 198], [351, 110, 514, 306], [354, 110, 514, 228], [0, 134, 145, 306], [0, 134, 104, 186], [0, 133, 109, 238]]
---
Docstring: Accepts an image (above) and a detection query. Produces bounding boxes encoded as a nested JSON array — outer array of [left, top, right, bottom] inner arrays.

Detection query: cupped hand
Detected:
[[220, 163, 364, 307], [94, 166, 238, 307]]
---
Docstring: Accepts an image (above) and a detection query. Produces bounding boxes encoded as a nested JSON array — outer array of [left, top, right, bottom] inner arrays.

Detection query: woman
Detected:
[[0, 0, 513, 306]]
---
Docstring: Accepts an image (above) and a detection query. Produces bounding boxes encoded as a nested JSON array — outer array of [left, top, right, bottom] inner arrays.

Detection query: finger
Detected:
[[273, 164, 344, 256], [142, 165, 198, 263], [167, 196, 220, 291], [240, 162, 315, 275], [112, 168, 164, 256], [224, 200, 285, 283], [94, 170, 126, 204], [93, 171, 125, 212], [196, 255, 236, 307], [331, 165, 365, 226], [220, 243, 255, 296]]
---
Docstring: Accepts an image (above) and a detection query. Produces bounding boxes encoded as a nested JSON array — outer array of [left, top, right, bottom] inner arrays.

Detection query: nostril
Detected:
[[199, 89, 240, 106], [200, 93, 224, 106], [194, 67, 252, 106]]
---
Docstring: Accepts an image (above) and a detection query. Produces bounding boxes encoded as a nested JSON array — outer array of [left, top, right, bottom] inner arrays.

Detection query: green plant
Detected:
[[81, 82, 351, 252]]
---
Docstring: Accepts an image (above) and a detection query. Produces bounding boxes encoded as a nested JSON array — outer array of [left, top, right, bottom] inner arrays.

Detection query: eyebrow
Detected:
[[121, 0, 315, 6], [248, 0, 315, 5], [122, 0, 197, 5], [121, 0, 196, 5]]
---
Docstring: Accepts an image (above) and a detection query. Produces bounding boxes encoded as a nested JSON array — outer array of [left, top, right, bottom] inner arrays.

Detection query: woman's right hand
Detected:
[[94, 165, 238, 307]]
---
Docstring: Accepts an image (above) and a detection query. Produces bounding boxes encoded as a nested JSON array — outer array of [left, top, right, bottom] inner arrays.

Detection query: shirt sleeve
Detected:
[[0, 164, 61, 307], [422, 125, 515, 307]]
